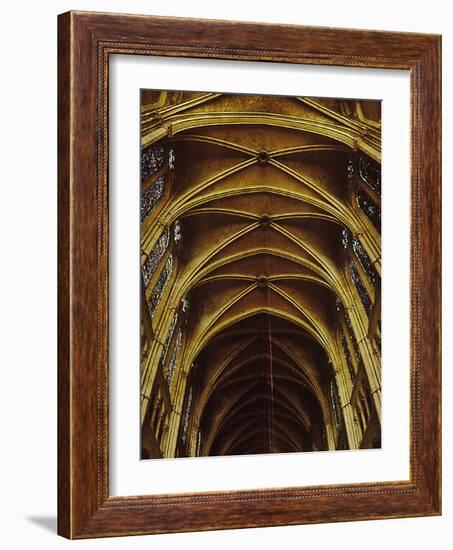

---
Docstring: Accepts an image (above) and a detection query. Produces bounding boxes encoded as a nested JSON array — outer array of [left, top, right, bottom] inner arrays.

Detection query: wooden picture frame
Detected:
[[58, 10, 441, 539]]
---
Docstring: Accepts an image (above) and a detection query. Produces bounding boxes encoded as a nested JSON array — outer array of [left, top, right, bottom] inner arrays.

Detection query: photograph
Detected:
[[139, 91, 382, 459], [0, 1, 445, 545]]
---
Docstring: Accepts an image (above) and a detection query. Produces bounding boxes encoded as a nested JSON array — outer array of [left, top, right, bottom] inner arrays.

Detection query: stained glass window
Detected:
[[330, 378, 343, 441], [358, 156, 381, 197], [347, 159, 355, 185], [340, 329, 355, 384], [356, 188, 381, 232], [169, 148, 175, 171], [142, 228, 170, 287], [182, 295, 190, 313], [337, 299, 361, 371], [352, 235, 377, 285], [181, 385, 193, 444], [344, 310, 361, 364], [348, 258, 372, 315], [161, 312, 179, 365], [166, 329, 182, 387], [141, 143, 165, 182], [174, 220, 182, 244], [160, 292, 191, 389], [148, 255, 173, 318], [141, 176, 165, 222], [341, 227, 350, 249]]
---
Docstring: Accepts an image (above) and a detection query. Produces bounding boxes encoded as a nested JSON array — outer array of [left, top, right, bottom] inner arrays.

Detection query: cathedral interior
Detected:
[[140, 91, 381, 459]]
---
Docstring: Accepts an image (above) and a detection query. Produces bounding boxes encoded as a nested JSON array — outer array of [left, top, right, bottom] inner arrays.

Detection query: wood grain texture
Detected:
[[57, 11, 71, 538], [57, 10, 441, 539]]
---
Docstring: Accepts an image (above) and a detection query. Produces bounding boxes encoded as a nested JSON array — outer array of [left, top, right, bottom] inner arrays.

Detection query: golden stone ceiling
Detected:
[[140, 91, 381, 458]]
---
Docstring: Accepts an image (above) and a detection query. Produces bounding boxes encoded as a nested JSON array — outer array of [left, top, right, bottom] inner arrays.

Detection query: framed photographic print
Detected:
[[58, 11, 441, 538]]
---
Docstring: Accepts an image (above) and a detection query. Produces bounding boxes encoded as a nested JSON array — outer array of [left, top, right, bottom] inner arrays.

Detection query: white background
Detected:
[[0, 0, 450, 548], [110, 56, 410, 495]]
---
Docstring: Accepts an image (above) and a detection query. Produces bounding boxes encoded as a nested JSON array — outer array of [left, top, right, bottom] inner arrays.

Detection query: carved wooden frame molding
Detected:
[[58, 10, 441, 539]]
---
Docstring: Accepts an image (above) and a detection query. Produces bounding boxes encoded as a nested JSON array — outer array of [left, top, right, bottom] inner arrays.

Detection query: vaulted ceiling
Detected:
[[140, 91, 381, 458]]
